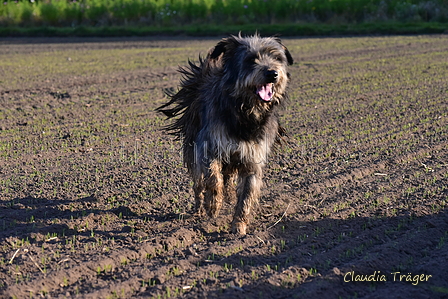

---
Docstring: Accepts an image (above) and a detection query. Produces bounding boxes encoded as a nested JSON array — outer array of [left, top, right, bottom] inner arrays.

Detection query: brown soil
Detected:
[[0, 35, 447, 299]]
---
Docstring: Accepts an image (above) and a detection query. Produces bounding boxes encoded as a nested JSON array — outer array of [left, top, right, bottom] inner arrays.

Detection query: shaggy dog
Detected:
[[157, 33, 293, 235]]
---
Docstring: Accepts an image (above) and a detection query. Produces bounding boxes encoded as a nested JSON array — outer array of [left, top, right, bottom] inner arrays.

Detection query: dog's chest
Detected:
[[212, 125, 274, 165]]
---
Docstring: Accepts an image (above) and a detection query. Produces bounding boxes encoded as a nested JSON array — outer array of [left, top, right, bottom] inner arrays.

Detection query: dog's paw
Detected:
[[232, 222, 247, 235], [206, 208, 220, 218], [194, 206, 206, 217]]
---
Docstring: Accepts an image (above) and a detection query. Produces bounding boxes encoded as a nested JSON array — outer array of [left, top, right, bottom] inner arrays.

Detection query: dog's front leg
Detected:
[[232, 166, 262, 235], [223, 172, 237, 204], [204, 159, 224, 218]]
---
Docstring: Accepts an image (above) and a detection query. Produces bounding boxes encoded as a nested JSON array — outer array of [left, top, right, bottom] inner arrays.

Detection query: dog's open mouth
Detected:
[[256, 83, 274, 102]]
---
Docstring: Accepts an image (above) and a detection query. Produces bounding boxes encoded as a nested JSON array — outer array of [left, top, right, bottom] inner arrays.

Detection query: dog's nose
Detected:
[[265, 70, 278, 83]]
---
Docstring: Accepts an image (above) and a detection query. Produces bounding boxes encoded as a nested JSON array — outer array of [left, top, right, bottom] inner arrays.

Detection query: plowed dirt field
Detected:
[[0, 35, 447, 299]]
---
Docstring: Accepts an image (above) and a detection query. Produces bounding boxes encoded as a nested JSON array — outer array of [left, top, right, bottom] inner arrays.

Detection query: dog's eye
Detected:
[[275, 55, 284, 62], [244, 55, 256, 64]]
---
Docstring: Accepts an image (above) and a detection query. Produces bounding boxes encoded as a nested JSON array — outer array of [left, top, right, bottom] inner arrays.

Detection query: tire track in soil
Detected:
[[4, 227, 198, 298], [299, 141, 447, 198]]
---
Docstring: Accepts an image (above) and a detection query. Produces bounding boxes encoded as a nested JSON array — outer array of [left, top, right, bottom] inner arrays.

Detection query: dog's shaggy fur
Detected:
[[157, 34, 293, 234]]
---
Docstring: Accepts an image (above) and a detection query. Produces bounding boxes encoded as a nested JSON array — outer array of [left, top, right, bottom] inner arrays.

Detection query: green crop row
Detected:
[[1, 0, 447, 27]]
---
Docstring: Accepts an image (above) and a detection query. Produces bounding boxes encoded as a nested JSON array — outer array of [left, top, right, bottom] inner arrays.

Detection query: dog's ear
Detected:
[[209, 36, 240, 61], [283, 46, 294, 66], [209, 40, 227, 60], [274, 37, 294, 66]]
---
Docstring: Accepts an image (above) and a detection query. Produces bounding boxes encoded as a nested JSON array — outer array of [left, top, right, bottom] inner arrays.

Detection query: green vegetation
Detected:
[[1, 21, 448, 37], [0, 0, 448, 36]]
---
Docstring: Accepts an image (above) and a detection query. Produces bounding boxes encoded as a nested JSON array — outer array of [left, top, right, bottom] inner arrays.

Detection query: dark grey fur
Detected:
[[157, 33, 293, 234]]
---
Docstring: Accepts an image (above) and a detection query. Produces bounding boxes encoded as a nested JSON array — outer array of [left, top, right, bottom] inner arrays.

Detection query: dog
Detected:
[[156, 33, 293, 235]]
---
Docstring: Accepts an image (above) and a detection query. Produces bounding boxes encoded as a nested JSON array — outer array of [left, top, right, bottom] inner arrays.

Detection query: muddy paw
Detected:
[[194, 207, 206, 217], [232, 222, 247, 235]]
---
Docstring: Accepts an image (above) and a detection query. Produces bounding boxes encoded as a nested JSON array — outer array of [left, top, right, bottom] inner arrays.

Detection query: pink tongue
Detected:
[[257, 83, 273, 101]]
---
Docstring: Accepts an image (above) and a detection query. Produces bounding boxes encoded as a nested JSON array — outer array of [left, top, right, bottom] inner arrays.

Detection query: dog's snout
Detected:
[[265, 70, 278, 83]]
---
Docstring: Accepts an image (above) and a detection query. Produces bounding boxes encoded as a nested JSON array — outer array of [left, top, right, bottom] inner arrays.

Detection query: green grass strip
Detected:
[[1, 22, 448, 37]]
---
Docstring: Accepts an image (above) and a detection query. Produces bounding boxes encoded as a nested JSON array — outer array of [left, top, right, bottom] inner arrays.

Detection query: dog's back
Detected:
[[156, 58, 207, 167]]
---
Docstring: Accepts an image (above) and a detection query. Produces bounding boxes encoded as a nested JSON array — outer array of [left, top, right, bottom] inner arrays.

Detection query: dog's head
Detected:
[[208, 33, 293, 106]]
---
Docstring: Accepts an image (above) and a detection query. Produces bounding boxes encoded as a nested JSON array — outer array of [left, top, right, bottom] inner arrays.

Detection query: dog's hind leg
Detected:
[[232, 165, 263, 235], [193, 177, 205, 216], [204, 159, 224, 218]]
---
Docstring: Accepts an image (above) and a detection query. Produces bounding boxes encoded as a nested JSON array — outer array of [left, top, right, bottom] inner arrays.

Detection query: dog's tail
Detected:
[[156, 58, 205, 141]]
